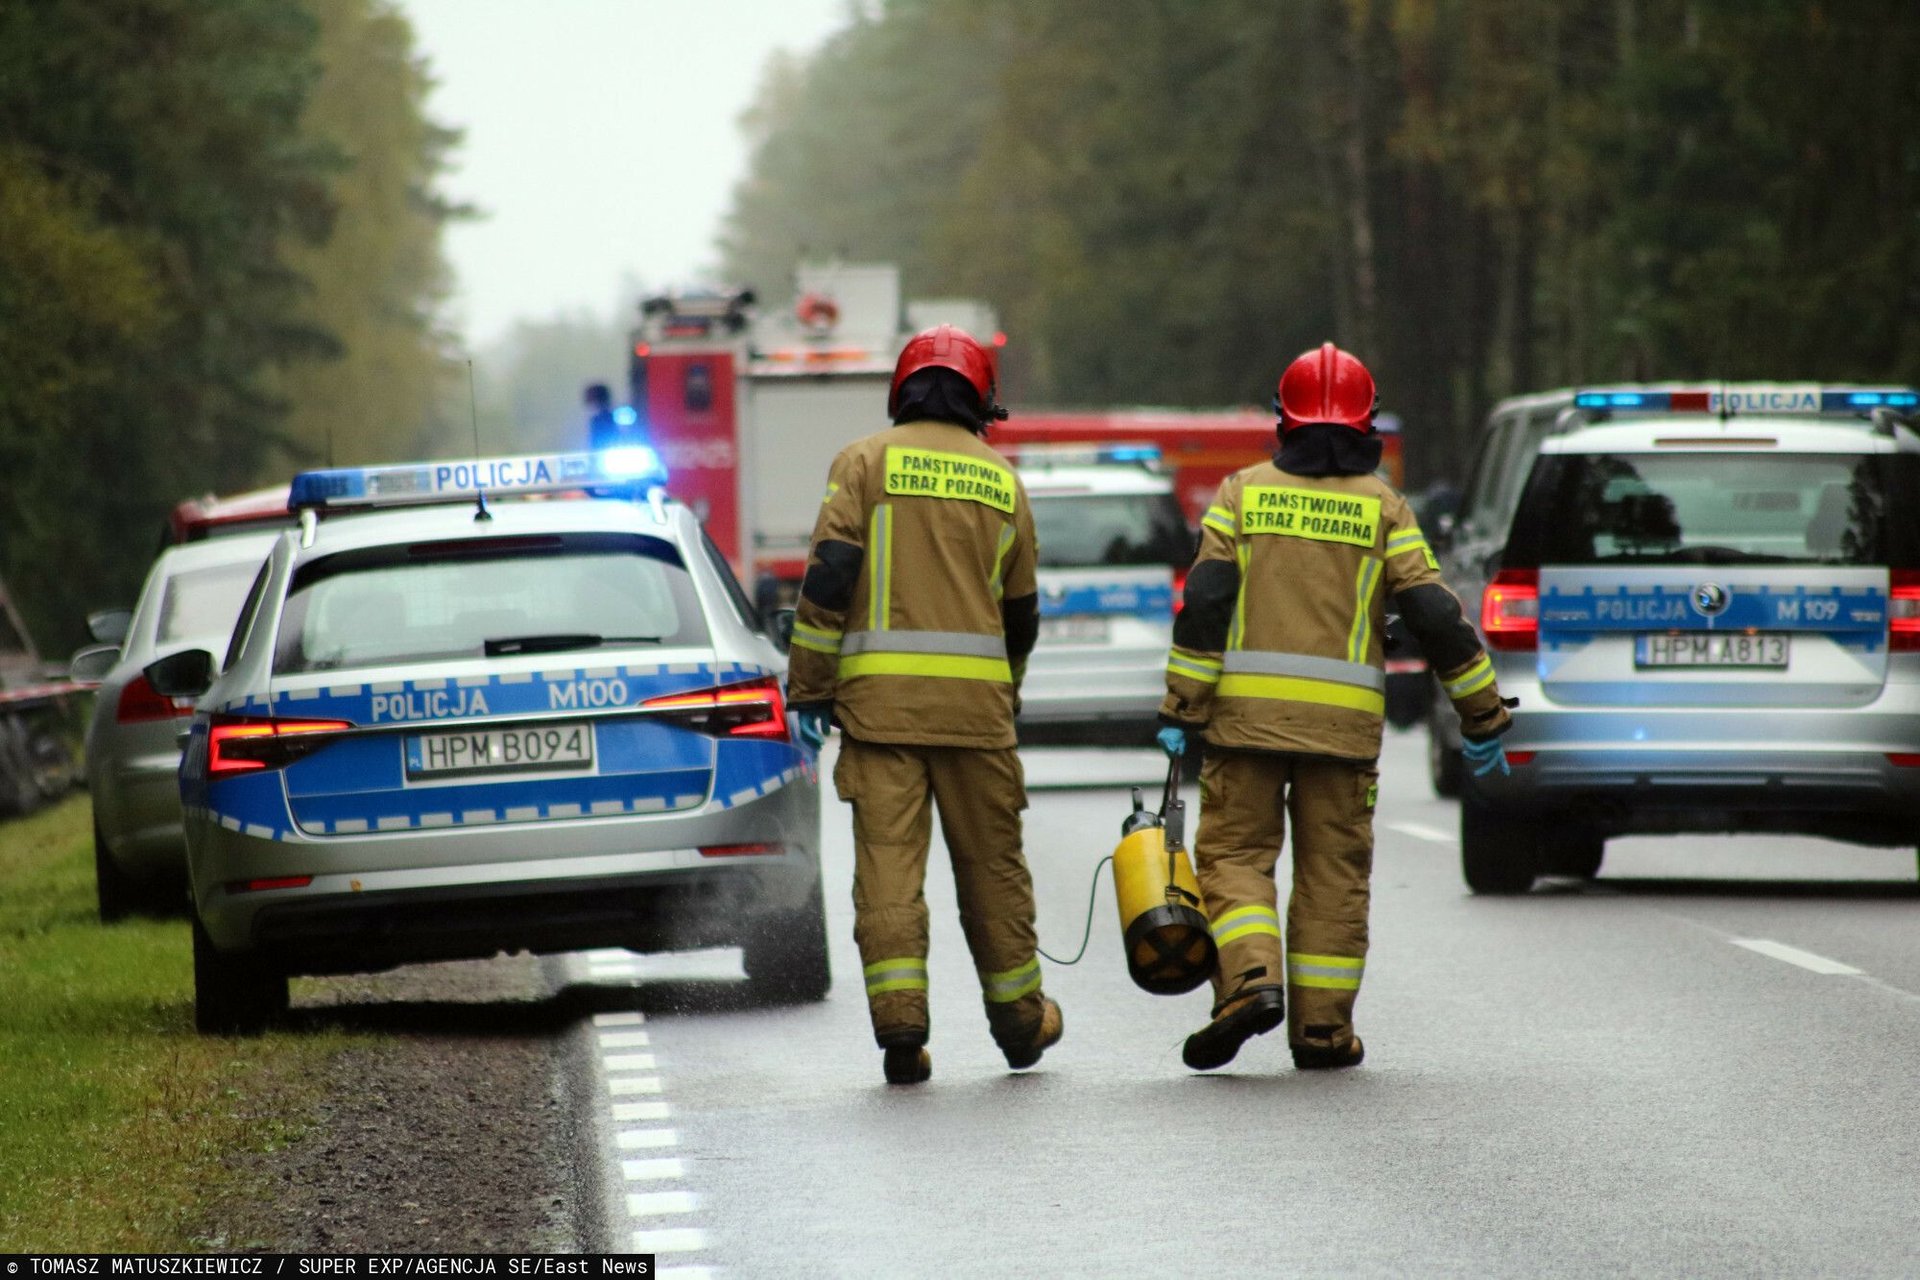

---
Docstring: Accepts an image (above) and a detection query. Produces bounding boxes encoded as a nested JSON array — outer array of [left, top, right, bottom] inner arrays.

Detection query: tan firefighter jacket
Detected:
[[788, 419, 1039, 750], [1161, 459, 1510, 760]]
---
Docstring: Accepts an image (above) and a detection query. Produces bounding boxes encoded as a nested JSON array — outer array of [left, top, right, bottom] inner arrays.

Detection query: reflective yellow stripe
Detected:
[[990, 521, 1017, 601], [1287, 951, 1364, 991], [1167, 652, 1224, 684], [839, 652, 1013, 683], [1385, 531, 1428, 557], [821, 480, 841, 506], [1217, 673, 1385, 715], [981, 957, 1042, 1003], [1211, 904, 1281, 947], [1202, 505, 1235, 536], [1228, 543, 1251, 649], [791, 621, 843, 655], [868, 504, 893, 631], [864, 956, 928, 994], [1346, 557, 1382, 663], [1444, 654, 1496, 699]]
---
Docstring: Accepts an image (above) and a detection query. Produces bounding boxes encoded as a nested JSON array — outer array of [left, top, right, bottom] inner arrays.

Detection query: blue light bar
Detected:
[[1008, 442, 1163, 467], [289, 450, 668, 511], [1575, 385, 1918, 417], [611, 405, 640, 427], [1574, 391, 1660, 410]]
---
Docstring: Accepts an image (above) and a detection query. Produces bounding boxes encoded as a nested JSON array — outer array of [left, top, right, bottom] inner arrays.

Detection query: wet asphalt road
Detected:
[[564, 730, 1920, 1277]]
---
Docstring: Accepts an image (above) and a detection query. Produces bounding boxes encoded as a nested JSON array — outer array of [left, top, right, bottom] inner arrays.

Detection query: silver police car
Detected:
[[80, 531, 281, 918], [150, 451, 824, 1031], [1437, 384, 1920, 892]]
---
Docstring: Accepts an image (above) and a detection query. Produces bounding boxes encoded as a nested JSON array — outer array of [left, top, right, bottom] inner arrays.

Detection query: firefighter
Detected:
[[1156, 343, 1512, 1072], [787, 324, 1062, 1086]]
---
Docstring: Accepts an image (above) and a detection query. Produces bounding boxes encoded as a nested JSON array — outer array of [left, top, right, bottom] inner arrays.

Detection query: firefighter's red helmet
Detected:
[[1277, 342, 1376, 432], [888, 324, 999, 417]]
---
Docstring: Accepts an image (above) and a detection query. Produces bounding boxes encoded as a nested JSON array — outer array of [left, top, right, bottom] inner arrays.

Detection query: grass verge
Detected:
[[0, 796, 348, 1250]]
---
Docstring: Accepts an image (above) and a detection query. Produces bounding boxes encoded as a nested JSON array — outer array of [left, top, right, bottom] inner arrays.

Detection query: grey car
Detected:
[[151, 452, 824, 1032], [1430, 384, 1920, 892], [78, 532, 281, 918]]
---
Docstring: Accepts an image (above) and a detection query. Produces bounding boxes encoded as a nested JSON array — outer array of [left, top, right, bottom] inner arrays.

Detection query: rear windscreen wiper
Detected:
[[483, 633, 663, 656]]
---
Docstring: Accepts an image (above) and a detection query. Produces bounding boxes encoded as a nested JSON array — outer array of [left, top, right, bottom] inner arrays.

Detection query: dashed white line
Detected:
[[1386, 821, 1456, 845], [609, 1075, 664, 1096], [604, 1052, 658, 1072], [627, 1190, 700, 1216], [656, 1269, 717, 1280], [634, 1228, 709, 1254], [617, 1128, 679, 1150], [593, 1011, 645, 1027], [613, 1101, 671, 1122], [598, 1030, 652, 1048], [1732, 938, 1863, 975], [624, 1157, 687, 1181]]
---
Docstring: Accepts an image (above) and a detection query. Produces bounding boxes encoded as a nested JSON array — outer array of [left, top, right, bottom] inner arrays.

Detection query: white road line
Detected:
[[1386, 821, 1455, 845], [593, 1011, 645, 1027], [598, 1030, 651, 1048], [609, 1075, 664, 1096], [590, 966, 639, 978], [655, 1269, 716, 1280], [1732, 938, 1863, 975], [586, 948, 633, 962], [623, 1157, 687, 1181], [617, 1128, 679, 1150], [603, 1052, 659, 1072], [627, 1191, 700, 1216], [633, 1228, 708, 1253], [613, 1101, 671, 1122]]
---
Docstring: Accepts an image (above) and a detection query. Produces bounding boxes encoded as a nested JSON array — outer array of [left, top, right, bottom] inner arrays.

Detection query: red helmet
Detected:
[[888, 324, 1003, 419], [1276, 342, 1376, 432]]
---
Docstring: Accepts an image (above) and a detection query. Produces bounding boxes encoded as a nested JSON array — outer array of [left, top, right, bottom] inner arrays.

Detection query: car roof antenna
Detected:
[[468, 358, 492, 523]]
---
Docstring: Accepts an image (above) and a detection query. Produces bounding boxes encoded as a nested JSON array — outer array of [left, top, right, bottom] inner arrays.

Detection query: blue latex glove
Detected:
[[795, 709, 831, 750], [1156, 726, 1188, 758], [1462, 735, 1510, 777]]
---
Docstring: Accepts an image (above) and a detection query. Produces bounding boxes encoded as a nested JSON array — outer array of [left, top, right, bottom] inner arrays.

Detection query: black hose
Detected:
[[1037, 854, 1114, 966]]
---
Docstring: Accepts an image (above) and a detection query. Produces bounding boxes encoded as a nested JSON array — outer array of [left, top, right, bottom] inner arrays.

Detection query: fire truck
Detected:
[[629, 263, 998, 609]]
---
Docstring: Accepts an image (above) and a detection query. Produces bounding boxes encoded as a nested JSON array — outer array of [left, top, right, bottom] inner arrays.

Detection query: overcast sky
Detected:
[[401, 0, 852, 348]]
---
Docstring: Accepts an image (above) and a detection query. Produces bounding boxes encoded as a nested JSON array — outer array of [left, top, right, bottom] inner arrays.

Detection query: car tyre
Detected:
[[1428, 724, 1464, 799], [1542, 826, 1605, 880], [743, 878, 831, 1004], [1461, 795, 1539, 895], [193, 915, 287, 1035]]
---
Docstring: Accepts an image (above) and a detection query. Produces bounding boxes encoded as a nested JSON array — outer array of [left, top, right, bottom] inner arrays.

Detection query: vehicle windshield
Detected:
[[1030, 492, 1193, 569], [272, 534, 707, 673], [157, 560, 265, 645], [1505, 451, 1920, 567]]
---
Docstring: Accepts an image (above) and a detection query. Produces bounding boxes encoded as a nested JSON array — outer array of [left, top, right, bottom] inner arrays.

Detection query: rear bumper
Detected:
[[1019, 646, 1165, 730], [189, 776, 820, 965], [91, 754, 188, 882]]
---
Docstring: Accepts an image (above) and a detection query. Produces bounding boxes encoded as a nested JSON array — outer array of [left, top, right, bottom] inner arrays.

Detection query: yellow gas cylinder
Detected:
[[1111, 772, 1215, 995]]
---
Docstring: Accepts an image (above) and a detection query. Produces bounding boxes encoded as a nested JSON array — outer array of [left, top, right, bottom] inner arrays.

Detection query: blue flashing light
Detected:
[[611, 405, 639, 427], [1574, 390, 1662, 409], [600, 444, 666, 480], [289, 450, 667, 512], [1102, 444, 1161, 464], [1828, 389, 1920, 411]]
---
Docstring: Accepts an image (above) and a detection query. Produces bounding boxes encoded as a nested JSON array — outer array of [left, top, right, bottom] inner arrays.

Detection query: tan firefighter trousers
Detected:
[[1194, 748, 1378, 1053], [834, 736, 1045, 1048]]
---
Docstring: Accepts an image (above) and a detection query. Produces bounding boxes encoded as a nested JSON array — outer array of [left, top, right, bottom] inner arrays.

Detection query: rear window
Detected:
[[157, 561, 262, 645], [1504, 451, 1920, 568], [1030, 492, 1193, 568], [273, 534, 707, 674]]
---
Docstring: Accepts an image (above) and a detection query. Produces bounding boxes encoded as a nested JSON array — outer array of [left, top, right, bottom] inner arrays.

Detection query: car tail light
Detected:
[[226, 875, 314, 893], [207, 716, 352, 781], [117, 674, 195, 724], [642, 677, 789, 740], [1890, 570, 1920, 652], [1172, 568, 1188, 614], [1507, 751, 1536, 766], [1481, 569, 1540, 651], [1887, 753, 1920, 768], [698, 842, 783, 858]]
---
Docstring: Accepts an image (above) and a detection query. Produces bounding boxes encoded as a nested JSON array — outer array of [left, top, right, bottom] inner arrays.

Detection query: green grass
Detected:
[[0, 797, 346, 1250]]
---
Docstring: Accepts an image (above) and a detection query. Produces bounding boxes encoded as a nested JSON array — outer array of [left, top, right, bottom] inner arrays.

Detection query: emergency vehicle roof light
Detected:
[[1004, 442, 1163, 468], [1573, 385, 1920, 416], [288, 450, 668, 512]]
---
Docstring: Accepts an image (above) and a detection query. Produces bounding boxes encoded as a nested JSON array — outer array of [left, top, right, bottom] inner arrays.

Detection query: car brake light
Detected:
[[1890, 570, 1920, 652], [117, 674, 195, 724], [642, 677, 789, 741], [226, 875, 314, 893], [1887, 754, 1920, 768], [207, 716, 352, 780], [1172, 568, 1188, 614], [1481, 569, 1540, 651], [1507, 751, 1536, 766]]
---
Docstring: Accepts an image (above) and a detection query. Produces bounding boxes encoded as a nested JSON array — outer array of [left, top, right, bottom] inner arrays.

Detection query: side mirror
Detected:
[[769, 608, 796, 655], [68, 643, 120, 686], [144, 649, 215, 700], [87, 607, 134, 646]]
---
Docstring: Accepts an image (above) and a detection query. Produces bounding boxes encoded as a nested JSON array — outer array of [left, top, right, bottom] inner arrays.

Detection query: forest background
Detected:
[[2, 0, 1915, 647]]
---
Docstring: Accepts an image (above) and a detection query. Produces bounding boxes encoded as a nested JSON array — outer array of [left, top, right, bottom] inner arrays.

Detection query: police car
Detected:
[[1010, 445, 1193, 745], [148, 451, 823, 1032], [1438, 384, 1920, 893]]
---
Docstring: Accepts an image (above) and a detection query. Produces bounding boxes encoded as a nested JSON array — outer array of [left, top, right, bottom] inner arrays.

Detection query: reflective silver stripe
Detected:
[[1445, 654, 1496, 698], [1202, 505, 1235, 535], [1221, 650, 1385, 692], [840, 629, 1009, 659], [981, 957, 1042, 1002]]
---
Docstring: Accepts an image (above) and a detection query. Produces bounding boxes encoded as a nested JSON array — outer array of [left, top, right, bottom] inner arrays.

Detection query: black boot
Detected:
[[879, 1028, 932, 1085], [1182, 986, 1286, 1071]]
